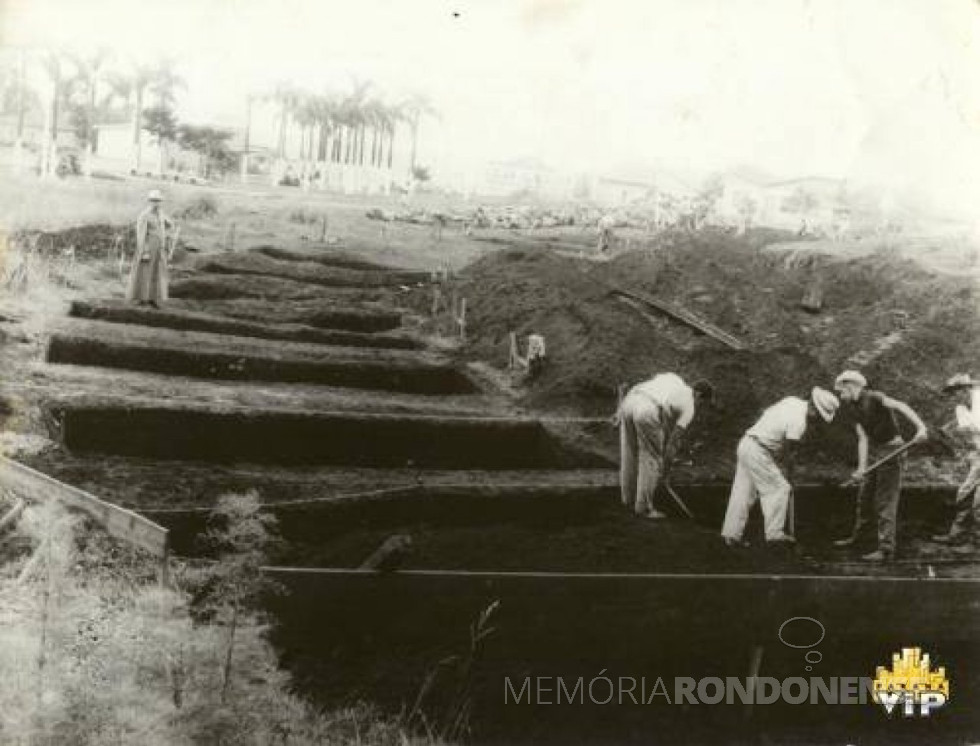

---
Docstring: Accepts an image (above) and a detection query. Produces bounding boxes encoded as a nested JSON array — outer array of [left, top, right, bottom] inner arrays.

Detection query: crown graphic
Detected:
[[874, 647, 950, 699]]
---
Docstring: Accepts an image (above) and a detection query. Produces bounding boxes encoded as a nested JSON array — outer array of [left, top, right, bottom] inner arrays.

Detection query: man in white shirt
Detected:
[[618, 373, 714, 519], [934, 374, 980, 545], [721, 388, 839, 546]]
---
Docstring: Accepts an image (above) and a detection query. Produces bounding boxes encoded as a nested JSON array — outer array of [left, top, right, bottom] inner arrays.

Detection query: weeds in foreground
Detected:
[[0, 497, 445, 745], [404, 599, 500, 742]]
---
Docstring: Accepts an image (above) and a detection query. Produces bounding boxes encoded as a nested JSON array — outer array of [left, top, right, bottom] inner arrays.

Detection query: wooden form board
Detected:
[[0, 456, 169, 559]]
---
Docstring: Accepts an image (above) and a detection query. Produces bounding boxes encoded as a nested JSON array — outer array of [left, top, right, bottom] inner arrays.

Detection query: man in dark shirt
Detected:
[[832, 370, 928, 561]]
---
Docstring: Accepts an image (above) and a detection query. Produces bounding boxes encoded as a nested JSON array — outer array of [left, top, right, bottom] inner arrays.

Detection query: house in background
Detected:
[[590, 175, 656, 206], [761, 176, 848, 232]]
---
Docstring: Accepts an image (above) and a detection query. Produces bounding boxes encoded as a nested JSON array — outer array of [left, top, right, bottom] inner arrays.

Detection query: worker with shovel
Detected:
[[721, 388, 839, 547], [616, 374, 714, 520], [832, 370, 928, 562], [932, 374, 980, 548]]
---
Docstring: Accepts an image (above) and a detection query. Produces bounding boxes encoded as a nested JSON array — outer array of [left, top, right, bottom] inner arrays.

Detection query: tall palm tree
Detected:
[[383, 101, 403, 171], [114, 62, 155, 173], [145, 60, 185, 174], [267, 82, 300, 161], [39, 52, 74, 176], [68, 48, 111, 174], [401, 92, 437, 176], [1, 50, 38, 167]]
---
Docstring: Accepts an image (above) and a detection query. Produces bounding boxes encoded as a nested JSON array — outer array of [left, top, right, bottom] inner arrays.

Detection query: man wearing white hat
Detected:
[[832, 370, 928, 561], [721, 388, 839, 546], [933, 374, 980, 545], [127, 189, 175, 307]]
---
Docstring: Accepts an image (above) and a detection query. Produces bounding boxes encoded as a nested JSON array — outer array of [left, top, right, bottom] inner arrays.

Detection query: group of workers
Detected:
[[618, 370, 980, 562]]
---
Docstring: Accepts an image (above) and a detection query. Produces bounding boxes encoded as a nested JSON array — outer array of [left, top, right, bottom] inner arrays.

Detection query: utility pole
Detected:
[[241, 94, 252, 184]]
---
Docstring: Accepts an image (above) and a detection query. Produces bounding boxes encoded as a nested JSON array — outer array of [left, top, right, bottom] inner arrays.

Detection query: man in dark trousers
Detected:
[[832, 370, 928, 561]]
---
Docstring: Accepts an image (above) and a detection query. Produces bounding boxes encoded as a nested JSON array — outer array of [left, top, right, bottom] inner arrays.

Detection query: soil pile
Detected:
[[458, 229, 980, 478], [12, 224, 135, 260]]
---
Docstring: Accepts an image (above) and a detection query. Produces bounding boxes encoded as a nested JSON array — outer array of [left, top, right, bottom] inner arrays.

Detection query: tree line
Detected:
[[0, 48, 437, 182]]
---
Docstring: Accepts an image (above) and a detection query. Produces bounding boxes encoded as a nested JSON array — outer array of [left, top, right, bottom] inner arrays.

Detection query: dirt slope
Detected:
[[457, 229, 979, 479]]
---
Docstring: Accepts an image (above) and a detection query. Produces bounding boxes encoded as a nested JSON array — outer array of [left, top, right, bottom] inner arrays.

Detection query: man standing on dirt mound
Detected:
[[126, 189, 175, 308], [832, 370, 929, 562], [617, 373, 714, 520], [721, 388, 840, 547]]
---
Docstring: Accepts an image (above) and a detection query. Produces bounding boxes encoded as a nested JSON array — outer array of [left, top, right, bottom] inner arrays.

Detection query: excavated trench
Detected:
[[70, 300, 421, 349], [47, 402, 604, 469], [31, 239, 980, 744], [47, 333, 471, 394], [194, 251, 430, 288]]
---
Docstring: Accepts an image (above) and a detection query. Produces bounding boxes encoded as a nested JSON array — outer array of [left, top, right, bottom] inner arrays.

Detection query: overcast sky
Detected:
[[3, 0, 980, 212]]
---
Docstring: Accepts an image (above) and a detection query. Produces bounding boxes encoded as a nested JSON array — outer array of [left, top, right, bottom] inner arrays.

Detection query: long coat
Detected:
[[126, 207, 171, 303]]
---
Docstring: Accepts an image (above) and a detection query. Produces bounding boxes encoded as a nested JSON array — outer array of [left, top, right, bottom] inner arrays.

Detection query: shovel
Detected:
[[840, 440, 919, 487]]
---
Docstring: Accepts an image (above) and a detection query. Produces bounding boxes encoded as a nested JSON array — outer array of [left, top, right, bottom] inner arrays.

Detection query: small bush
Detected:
[[176, 196, 219, 220], [288, 207, 322, 225]]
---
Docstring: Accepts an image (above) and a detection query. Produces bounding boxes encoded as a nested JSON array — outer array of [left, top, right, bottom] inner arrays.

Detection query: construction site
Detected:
[[2, 0, 980, 742], [0, 169, 976, 743]]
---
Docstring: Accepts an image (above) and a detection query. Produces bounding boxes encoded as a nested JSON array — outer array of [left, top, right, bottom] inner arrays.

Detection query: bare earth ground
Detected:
[[1, 174, 978, 578]]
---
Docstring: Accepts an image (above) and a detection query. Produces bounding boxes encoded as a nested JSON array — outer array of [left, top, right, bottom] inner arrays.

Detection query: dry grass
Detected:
[[0, 499, 443, 745], [0, 172, 493, 272]]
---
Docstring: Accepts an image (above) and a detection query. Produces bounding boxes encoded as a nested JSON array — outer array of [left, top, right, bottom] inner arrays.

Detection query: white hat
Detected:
[[944, 373, 977, 391], [147, 189, 164, 202], [834, 370, 867, 391], [811, 387, 840, 423]]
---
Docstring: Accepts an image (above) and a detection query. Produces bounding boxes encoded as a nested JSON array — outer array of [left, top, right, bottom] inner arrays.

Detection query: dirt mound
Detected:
[[194, 251, 429, 288], [458, 229, 980, 474], [11, 224, 135, 260]]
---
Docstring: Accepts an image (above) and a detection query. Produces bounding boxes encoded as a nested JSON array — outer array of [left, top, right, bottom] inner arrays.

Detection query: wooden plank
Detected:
[[613, 286, 747, 350], [0, 456, 169, 558]]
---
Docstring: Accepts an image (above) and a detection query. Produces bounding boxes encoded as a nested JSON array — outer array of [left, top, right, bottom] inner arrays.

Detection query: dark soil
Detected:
[[253, 244, 420, 273], [49, 402, 608, 469], [12, 223, 136, 260], [193, 251, 431, 288], [457, 229, 979, 479], [172, 297, 406, 332], [70, 299, 423, 349], [47, 326, 472, 394]]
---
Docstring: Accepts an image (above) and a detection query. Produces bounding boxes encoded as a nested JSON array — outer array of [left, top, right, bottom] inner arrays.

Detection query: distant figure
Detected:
[[126, 190, 174, 308], [597, 214, 615, 254]]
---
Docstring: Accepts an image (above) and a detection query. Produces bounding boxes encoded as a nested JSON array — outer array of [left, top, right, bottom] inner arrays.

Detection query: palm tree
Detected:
[[109, 62, 155, 173], [39, 52, 74, 176], [68, 48, 111, 175], [268, 82, 300, 160], [1, 50, 38, 169], [383, 101, 403, 171], [146, 59, 185, 174], [401, 92, 437, 176]]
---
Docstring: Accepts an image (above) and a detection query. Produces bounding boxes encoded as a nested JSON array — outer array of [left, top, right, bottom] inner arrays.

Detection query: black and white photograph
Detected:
[[0, 0, 978, 743]]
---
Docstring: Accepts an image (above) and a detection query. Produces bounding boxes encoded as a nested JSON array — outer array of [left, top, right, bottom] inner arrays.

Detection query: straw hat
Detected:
[[147, 189, 164, 202], [811, 387, 840, 423], [943, 373, 977, 392]]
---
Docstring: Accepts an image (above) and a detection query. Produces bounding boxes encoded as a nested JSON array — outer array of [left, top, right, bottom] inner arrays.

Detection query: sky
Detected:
[[2, 0, 980, 213]]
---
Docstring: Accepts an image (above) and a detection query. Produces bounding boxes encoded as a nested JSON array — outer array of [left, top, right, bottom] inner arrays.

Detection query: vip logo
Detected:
[[873, 647, 950, 717]]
